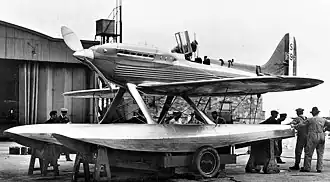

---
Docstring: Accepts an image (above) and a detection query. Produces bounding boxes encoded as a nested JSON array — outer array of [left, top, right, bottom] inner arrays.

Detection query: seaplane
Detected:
[[5, 27, 323, 178]]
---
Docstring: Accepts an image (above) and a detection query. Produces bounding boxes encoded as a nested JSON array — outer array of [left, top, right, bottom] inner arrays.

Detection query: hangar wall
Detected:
[[0, 20, 96, 63], [18, 61, 92, 124], [0, 20, 98, 125]]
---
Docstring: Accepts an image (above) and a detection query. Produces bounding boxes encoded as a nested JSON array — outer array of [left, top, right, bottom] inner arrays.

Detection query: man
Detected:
[[58, 108, 72, 161], [211, 111, 219, 123], [58, 108, 70, 123], [260, 110, 281, 165], [212, 110, 227, 123], [300, 107, 330, 172], [260, 110, 278, 124], [289, 108, 307, 170], [45, 111, 58, 124], [278, 113, 287, 123], [276, 113, 287, 164]]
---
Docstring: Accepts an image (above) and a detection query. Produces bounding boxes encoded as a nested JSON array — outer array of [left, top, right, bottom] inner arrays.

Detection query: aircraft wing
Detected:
[[63, 88, 116, 98], [137, 76, 323, 96]]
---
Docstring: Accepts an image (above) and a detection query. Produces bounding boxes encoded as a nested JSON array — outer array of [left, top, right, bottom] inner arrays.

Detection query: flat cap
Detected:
[[60, 108, 68, 112], [295, 108, 304, 112], [49, 110, 57, 116]]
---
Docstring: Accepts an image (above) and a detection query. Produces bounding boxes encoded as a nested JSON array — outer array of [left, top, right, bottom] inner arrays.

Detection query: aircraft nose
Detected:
[[73, 49, 94, 60]]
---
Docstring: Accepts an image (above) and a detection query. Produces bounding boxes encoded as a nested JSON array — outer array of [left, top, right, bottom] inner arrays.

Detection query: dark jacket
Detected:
[[260, 116, 277, 124], [58, 115, 70, 123], [45, 118, 59, 124]]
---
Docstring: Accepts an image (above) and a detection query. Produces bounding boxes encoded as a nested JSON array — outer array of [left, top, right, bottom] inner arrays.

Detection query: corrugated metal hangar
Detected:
[[0, 20, 99, 126]]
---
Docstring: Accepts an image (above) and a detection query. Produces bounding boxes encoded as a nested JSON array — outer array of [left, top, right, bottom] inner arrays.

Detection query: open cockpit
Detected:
[[171, 31, 236, 67]]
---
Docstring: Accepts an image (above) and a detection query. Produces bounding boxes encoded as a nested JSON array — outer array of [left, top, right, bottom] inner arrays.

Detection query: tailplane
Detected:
[[260, 33, 297, 76]]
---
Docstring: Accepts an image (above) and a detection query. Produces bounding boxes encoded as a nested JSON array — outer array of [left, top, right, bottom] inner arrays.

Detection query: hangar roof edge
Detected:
[[0, 20, 98, 45]]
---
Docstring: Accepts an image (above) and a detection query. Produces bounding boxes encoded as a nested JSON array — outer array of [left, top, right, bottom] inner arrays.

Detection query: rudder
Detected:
[[260, 33, 297, 76]]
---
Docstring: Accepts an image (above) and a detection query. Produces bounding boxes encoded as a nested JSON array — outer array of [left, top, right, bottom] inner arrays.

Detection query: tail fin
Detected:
[[260, 33, 297, 76]]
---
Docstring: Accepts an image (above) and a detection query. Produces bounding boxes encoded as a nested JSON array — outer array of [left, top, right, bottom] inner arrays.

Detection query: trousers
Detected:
[[294, 135, 307, 166], [303, 132, 325, 171]]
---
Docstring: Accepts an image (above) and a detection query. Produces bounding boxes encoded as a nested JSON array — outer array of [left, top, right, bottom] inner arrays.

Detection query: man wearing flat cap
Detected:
[[45, 110, 58, 124], [300, 107, 330, 172], [58, 108, 70, 124], [289, 108, 308, 170]]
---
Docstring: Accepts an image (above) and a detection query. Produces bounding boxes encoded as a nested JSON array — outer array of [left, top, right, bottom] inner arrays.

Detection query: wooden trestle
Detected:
[[28, 144, 61, 176], [245, 139, 280, 174]]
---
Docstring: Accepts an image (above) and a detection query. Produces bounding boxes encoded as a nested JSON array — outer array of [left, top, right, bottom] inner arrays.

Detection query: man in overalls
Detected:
[[300, 107, 330, 172]]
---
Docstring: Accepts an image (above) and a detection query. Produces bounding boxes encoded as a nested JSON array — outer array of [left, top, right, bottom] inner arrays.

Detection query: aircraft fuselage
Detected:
[[83, 43, 256, 88]]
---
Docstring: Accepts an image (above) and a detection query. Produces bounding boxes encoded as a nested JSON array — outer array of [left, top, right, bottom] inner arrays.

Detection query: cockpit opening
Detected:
[[171, 31, 212, 65], [171, 31, 197, 61], [171, 31, 237, 67]]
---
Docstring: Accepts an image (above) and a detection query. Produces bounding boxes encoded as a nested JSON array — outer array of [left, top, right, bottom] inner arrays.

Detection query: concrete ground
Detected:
[[1, 135, 330, 182]]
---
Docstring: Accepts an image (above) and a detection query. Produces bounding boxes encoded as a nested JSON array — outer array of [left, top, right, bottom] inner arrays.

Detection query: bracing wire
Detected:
[[253, 95, 260, 124]]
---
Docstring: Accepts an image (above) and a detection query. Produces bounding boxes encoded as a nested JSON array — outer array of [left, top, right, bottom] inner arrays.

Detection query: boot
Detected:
[[289, 164, 300, 170]]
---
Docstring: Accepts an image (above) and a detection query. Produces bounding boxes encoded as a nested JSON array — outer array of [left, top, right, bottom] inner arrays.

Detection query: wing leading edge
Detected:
[[137, 76, 323, 96], [62, 76, 323, 98]]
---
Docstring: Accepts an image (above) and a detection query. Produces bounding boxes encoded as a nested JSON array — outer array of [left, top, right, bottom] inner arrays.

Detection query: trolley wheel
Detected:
[[191, 146, 221, 178]]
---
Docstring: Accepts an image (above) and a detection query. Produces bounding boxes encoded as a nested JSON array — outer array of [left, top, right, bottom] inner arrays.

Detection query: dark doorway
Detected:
[[0, 59, 19, 125]]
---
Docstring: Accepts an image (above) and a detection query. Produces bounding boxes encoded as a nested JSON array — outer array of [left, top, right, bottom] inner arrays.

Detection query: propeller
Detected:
[[61, 26, 113, 124], [61, 26, 83, 51], [61, 26, 94, 60]]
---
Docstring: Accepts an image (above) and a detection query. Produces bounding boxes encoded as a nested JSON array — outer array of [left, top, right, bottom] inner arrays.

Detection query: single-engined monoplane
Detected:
[[4, 27, 323, 178]]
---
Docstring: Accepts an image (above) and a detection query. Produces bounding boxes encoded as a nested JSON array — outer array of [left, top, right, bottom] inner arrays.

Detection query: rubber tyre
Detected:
[[191, 146, 221, 178]]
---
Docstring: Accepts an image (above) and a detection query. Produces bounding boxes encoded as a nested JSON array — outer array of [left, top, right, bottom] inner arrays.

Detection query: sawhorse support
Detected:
[[94, 147, 111, 181], [217, 145, 235, 177], [245, 139, 279, 174], [28, 144, 60, 176], [72, 147, 111, 182]]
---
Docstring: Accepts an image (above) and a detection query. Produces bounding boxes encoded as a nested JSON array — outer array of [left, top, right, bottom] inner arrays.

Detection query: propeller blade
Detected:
[[61, 26, 83, 51]]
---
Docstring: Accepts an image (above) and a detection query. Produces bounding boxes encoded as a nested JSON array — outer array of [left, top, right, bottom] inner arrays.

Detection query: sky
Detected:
[[1, 0, 330, 118]]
